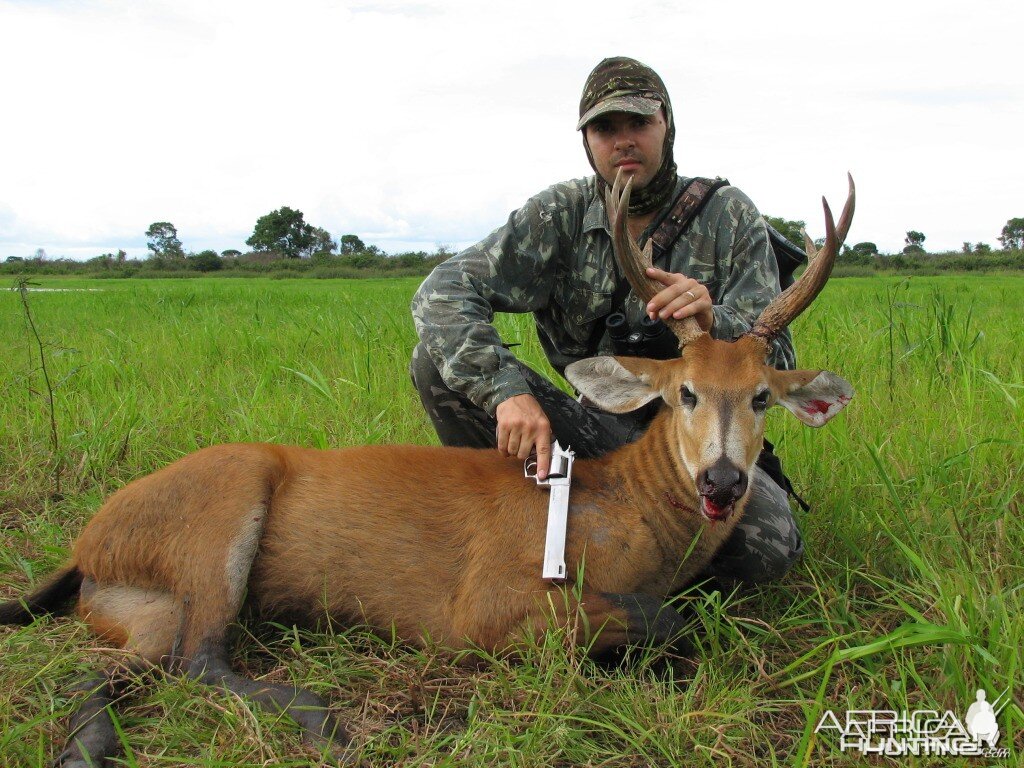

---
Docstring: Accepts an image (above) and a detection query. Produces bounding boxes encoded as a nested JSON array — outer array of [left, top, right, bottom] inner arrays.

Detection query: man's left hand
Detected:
[[644, 267, 714, 332]]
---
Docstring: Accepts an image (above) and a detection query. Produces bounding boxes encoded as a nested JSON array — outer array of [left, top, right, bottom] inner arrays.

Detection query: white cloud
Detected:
[[1, 0, 1021, 258]]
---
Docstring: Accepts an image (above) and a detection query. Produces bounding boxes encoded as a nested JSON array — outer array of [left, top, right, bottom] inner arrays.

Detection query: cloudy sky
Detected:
[[1, 0, 1020, 259]]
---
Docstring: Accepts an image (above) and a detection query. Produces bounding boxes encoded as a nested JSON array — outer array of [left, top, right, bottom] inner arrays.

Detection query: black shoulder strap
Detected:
[[583, 176, 727, 357], [650, 177, 730, 261]]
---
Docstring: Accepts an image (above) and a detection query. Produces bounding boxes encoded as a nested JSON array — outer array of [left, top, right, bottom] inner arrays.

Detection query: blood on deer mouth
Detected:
[[700, 495, 734, 522]]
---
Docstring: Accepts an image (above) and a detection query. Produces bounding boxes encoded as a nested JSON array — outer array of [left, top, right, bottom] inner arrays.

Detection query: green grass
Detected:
[[1, 275, 1022, 766]]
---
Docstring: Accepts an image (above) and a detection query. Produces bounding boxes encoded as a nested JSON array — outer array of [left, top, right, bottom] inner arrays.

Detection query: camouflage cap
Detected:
[[578, 56, 677, 216], [577, 57, 673, 132], [576, 91, 663, 131]]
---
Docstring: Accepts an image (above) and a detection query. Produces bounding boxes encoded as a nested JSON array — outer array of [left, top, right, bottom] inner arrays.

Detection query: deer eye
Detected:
[[681, 386, 697, 409], [752, 390, 770, 411]]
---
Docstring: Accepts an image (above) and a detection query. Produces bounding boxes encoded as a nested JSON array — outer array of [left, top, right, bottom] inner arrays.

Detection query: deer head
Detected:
[[565, 172, 856, 522]]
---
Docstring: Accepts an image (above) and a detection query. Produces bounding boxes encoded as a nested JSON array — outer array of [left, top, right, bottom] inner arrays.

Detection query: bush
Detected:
[[837, 250, 874, 267], [339, 253, 385, 269], [188, 251, 223, 272]]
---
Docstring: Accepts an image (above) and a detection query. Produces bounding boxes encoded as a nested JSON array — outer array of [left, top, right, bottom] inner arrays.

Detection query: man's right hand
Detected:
[[496, 394, 552, 480]]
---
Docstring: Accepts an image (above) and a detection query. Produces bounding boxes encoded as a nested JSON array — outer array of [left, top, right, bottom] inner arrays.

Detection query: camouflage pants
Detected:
[[410, 344, 803, 585]]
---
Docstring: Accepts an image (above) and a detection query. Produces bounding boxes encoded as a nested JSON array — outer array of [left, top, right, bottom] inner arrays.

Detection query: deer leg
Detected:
[[504, 590, 691, 659], [64, 579, 182, 767], [169, 505, 351, 751], [73, 501, 351, 753], [184, 639, 349, 750], [55, 665, 140, 768], [78, 585, 351, 752], [581, 592, 692, 656]]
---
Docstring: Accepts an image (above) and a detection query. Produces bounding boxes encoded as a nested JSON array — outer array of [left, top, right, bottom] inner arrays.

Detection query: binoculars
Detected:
[[605, 312, 680, 360]]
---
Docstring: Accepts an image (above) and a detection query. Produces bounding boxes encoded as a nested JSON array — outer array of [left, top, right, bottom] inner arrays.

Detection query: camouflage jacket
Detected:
[[411, 175, 795, 415]]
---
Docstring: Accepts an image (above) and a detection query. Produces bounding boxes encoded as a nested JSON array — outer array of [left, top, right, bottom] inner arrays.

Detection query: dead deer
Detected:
[[0, 173, 855, 766]]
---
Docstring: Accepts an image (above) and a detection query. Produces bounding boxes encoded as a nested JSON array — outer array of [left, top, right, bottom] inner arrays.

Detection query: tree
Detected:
[[963, 242, 972, 253], [851, 242, 878, 256], [221, 249, 242, 259], [311, 227, 337, 255], [339, 234, 366, 255], [974, 242, 992, 253], [246, 206, 320, 258], [764, 216, 806, 247], [146, 222, 184, 259], [903, 230, 926, 255], [998, 218, 1024, 250]]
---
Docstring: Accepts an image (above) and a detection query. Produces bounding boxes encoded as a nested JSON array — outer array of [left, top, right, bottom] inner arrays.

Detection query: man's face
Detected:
[[584, 109, 667, 190]]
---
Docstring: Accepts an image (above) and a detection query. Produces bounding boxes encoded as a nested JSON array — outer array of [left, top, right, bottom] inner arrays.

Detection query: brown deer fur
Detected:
[[72, 415, 740, 662]]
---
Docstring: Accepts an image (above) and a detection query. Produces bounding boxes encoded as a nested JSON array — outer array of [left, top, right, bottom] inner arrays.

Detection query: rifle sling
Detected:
[[650, 176, 730, 262]]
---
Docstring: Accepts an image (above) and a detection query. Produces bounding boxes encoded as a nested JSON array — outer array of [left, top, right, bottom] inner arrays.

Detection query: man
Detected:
[[410, 57, 802, 584]]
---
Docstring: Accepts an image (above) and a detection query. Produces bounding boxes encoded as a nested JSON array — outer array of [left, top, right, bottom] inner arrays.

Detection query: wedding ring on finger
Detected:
[[684, 290, 696, 300]]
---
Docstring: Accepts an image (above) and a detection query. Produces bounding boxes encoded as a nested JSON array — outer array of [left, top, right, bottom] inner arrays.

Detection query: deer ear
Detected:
[[565, 356, 662, 413], [772, 369, 854, 427]]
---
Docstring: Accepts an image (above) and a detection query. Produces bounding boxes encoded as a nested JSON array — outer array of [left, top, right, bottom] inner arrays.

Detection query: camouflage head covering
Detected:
[[578, 57, 677, 216]]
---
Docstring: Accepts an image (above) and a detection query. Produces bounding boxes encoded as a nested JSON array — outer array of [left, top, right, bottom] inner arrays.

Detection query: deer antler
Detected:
[[748, 173, 856, 344], [605, 170, 705, 348]]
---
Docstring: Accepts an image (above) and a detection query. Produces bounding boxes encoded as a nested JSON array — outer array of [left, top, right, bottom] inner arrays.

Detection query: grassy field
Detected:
[[1, 275, 1021, 766]]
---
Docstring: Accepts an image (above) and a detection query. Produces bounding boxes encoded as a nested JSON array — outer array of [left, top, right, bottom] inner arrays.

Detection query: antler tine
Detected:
[[799, 174, 855, 262], [801, 227, 816, 260], [749, 174, 855, 343], [605, 169, 704, 347], [834, 172, 856, 246]]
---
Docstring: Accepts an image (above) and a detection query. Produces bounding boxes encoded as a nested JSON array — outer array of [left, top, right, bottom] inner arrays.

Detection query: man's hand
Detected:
[[496, 394, 552, 480], [645, 267, 714, 332]]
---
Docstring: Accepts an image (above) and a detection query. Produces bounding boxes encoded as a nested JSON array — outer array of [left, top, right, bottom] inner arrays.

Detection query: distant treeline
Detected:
[[1, 249, 450, 280], [830, 248, 1024, 277], [3, 247, 1023, 280]]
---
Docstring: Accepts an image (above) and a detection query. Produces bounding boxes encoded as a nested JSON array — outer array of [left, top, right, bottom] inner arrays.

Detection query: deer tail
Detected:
[[0, 564, 83, 625]]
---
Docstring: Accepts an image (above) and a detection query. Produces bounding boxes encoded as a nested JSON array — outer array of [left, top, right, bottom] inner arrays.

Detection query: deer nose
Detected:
[[697, 460, 748, 505]]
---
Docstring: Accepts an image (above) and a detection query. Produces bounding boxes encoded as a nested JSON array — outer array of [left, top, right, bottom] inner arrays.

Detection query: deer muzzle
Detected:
[[697, 459, 748, 521]]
